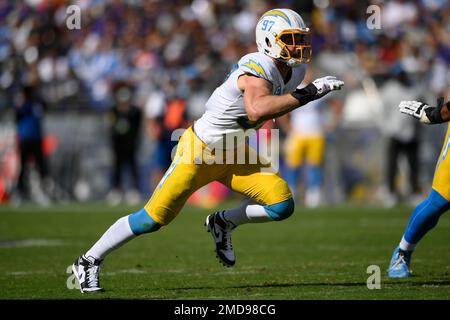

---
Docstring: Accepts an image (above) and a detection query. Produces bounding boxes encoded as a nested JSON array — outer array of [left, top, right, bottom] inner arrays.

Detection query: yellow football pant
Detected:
[[432, 123, 450, 200], [144, 127, 292, 225], [284, 134, 325, 168]]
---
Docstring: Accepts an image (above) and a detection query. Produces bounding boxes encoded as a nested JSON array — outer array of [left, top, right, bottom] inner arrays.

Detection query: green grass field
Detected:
[[1, 202, 450, 300]]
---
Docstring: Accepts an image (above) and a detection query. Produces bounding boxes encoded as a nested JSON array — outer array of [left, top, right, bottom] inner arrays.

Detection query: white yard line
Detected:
[[0, 238, 68, 248]]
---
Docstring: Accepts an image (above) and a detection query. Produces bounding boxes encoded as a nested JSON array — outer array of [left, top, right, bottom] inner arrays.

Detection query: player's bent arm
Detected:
[[239, 74, 300, 123]]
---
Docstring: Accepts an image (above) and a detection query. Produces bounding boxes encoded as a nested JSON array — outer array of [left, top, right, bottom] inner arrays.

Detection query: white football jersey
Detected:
[[290, 99, 324, 136], [194, 52, 306, 149]]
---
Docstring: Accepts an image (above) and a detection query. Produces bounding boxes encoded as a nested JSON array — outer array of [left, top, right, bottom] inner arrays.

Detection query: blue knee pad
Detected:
[[128, 208, 162, 235], [264, 198, 295, 221], [404, 189, 450, 244]]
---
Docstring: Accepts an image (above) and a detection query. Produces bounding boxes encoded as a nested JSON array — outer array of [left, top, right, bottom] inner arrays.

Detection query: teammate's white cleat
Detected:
[[72, 255, 104, 293], [205, 211, 236, 267], [305, 188, 321, 208]]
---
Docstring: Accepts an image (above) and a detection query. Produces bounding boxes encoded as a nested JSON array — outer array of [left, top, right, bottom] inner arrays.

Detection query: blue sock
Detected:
[[307, 165, 322, 189], [284, 166, 301, 195], [403, 189, 450, 245], [128, 208, 162, 235], [264, 198, 295, 221]]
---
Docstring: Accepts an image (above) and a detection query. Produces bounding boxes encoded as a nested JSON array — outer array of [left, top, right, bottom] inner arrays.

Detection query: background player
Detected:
[[388, 94, 450, 278], [71, 8, 344, 293], [279, 68, 342, 207]]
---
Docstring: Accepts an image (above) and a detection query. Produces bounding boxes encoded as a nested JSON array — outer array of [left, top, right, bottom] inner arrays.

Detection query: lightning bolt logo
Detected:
[[261, 10, 291, 26], [242, 59, 269, 80]]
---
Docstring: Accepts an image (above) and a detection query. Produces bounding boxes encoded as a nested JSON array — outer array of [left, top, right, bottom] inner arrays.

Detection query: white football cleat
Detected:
[[205, 211, 236, 267], [72, 255, 104, 293]]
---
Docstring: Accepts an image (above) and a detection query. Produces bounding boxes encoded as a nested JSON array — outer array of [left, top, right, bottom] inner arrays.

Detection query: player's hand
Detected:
[[311, 76, 344, 98], [399, 97, 446, 124], [291, 76, 344, 107], [398, 100, 431, 123]]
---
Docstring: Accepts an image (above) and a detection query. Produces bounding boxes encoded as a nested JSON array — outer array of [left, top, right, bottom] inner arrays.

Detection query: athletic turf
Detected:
[[1, 203, 449, 299]]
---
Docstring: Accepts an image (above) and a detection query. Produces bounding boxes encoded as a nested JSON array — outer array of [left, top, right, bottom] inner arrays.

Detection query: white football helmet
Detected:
[[256, 8, 312, 67]]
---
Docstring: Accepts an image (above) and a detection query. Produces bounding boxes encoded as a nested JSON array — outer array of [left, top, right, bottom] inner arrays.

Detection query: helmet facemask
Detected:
[[276, 29, 312, 67]]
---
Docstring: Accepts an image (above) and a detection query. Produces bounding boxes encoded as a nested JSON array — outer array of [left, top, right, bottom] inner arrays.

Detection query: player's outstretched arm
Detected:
[[239, 74, 344, 124], [292, 76, 344, 104], [239, 74, 300, 123], [399, 97, 450, 124]]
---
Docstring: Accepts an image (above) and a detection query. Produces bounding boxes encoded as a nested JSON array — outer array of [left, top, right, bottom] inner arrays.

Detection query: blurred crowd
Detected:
[[1, 0, 450, 207]]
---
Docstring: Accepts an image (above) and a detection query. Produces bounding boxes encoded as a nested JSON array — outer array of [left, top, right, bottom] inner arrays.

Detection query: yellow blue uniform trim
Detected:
[[261, 9, 291, 26], [128, 208, 161, 235], [242, 59, 269, 81], [432, 123, 450, 200], [264, 198, 295, 221]]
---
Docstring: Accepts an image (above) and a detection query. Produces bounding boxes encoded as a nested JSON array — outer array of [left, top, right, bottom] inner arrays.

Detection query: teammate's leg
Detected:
[[304, 136, 325, 207], [283, 133, 304, 196], [284, 166, 301, 197], [389, 127, 450, 278], [401, 189, 450, 249], [388, 189, 450, 278]]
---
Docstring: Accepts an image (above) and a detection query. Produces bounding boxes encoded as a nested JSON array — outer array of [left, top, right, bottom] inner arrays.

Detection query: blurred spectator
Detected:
[[379, 66, 422, 207], [14, 84, 50, 205], [106, 83, 142, 206]]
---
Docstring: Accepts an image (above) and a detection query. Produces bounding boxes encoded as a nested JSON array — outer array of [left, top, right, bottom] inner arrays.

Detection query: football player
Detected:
[[280, 68, 342, 207], [71, 8, 344, 293], [388, 96, 450, 278]]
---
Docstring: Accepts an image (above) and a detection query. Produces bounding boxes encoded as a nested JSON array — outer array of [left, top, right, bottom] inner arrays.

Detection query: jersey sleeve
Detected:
[[237, 53, 278, 86]]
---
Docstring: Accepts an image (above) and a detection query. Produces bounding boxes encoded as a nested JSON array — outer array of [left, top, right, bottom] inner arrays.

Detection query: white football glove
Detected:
[[312, 76, 345, 98], [399, 98, 446, 124]]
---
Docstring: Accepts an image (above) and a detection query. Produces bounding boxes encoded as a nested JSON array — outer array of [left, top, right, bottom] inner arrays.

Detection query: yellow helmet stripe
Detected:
[[261, 10, 291, 26]]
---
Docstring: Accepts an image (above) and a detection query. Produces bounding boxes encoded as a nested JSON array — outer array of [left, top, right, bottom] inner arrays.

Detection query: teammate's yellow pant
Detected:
[[284, 134, 325, 168], [144, 127, 292, 225], [432, 123, 450, 200]]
